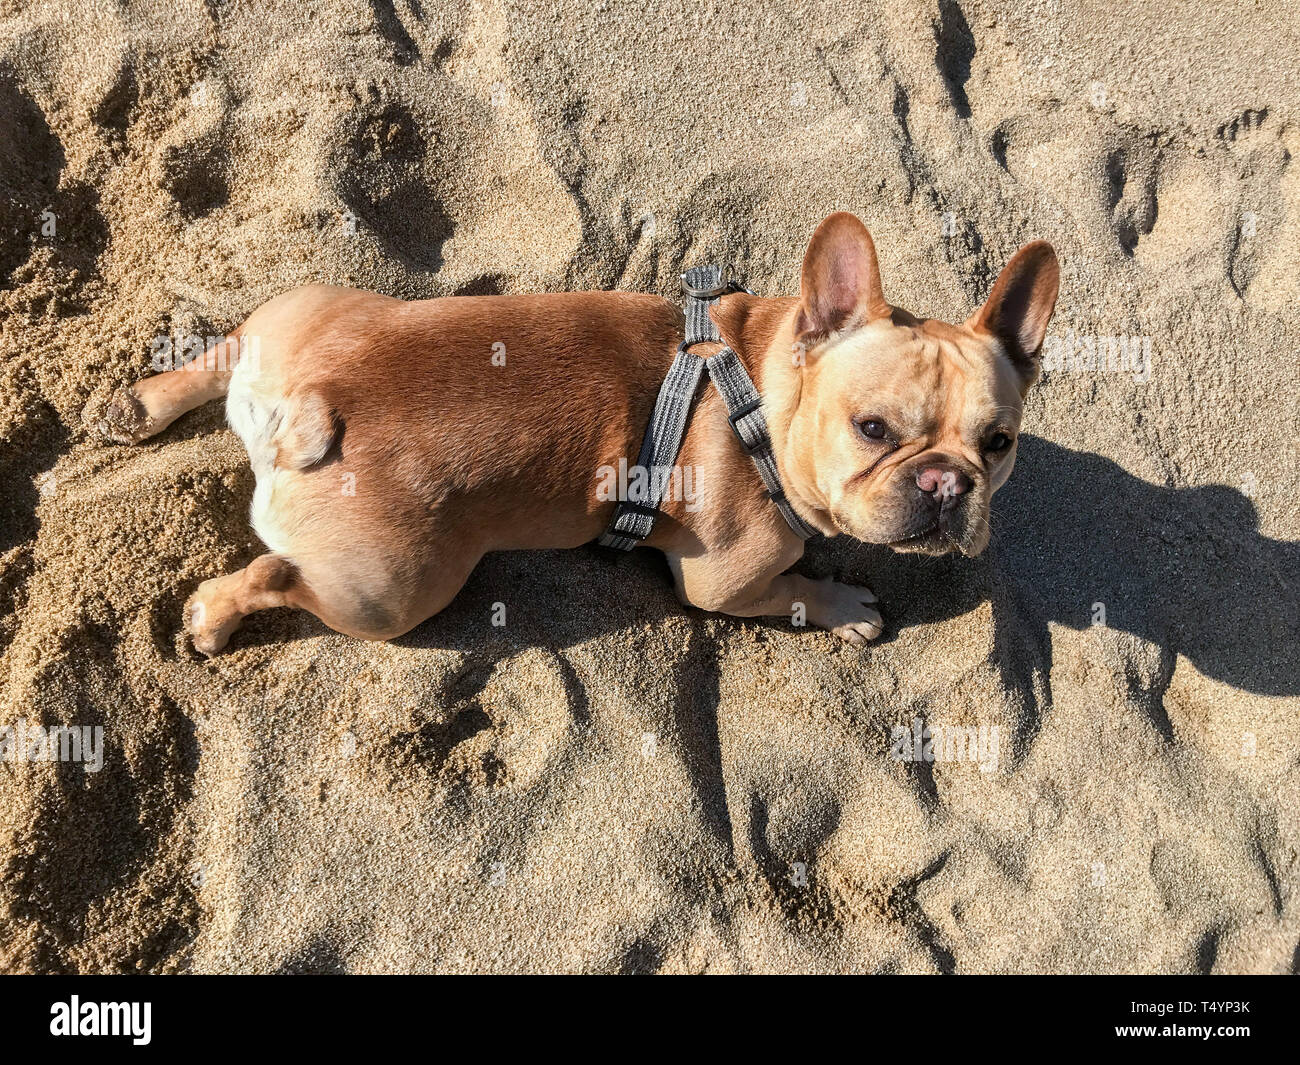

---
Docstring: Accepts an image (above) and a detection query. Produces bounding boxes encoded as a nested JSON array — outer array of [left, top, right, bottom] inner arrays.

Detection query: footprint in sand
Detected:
[[1105, 106, 1298, 303], [148, 77, 235, 221], [990, 102, 1299, 313], [322, 3, 582, 289], [380, 649, 580, 793], [1218, 108, 1300, 310]]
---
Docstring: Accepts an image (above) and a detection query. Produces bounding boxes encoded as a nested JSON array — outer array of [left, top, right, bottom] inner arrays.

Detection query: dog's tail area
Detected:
[[271, 390, 340, 471], [100, 326, 245, 445]]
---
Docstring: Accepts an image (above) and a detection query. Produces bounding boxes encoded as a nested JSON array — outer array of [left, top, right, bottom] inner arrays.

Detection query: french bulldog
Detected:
[[101, 211, 1058, 653]]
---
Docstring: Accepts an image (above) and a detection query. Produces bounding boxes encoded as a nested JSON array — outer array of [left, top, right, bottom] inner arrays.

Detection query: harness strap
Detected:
[[597, 265, 819, 550], [705, 346, 821, 540], [683, 263, 726, 344], [597, 348, 707, 551]]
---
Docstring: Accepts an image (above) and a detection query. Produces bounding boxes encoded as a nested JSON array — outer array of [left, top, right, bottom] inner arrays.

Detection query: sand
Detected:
[[1, 0, 1298, 974]]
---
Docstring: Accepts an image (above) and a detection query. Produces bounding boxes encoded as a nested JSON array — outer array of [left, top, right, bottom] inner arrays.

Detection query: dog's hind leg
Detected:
[[185, 552, 300, 656], [101, 332, 243, 444], [186, 545, 482, 655], [185, 509, 488, 655]]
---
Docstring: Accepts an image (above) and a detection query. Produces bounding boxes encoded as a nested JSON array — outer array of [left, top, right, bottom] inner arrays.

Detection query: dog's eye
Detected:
[[985, 432, 1013, 454], [858, 419, 888, 441]]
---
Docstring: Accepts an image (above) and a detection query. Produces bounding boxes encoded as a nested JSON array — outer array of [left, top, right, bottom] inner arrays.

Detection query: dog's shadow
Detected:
[[850, 434, 1298, 698]]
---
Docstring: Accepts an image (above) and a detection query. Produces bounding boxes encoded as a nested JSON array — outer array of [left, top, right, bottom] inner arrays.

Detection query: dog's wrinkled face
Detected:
[[788, 213, 1059, 556], [796, 317, 1025, 555]]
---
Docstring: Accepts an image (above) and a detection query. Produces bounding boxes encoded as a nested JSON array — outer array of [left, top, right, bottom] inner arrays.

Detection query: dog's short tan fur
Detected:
[[103, 213, 1058, 654]]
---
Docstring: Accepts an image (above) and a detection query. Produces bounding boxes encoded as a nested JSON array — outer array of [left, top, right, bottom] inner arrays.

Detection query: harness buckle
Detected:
[[680, 275, 754, 300], [726, 399, 766, 455], [610, 500, 662, 542]]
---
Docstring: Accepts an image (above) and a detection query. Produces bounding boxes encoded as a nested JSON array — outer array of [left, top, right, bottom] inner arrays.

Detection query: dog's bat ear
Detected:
[[967, 241, 1059, 378], [796, 212, 891, 348]]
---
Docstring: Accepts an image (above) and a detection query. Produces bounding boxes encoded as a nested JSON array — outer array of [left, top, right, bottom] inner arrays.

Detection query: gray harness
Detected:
[[598, 265, 820, 550]]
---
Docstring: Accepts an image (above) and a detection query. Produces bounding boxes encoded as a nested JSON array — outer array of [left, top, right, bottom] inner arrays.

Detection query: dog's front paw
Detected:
[[808, 578, 884, 645]]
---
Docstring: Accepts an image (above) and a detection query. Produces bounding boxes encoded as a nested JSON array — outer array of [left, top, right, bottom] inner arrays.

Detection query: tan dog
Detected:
[[102, 212, 1058, 654]]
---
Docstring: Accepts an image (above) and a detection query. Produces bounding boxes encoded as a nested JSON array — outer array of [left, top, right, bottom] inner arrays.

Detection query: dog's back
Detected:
[[101, 284, 686, 651], [232, 286, 684, 552]]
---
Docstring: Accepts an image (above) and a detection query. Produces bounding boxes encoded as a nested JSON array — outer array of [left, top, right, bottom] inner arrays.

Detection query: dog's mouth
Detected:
[[886, 513, 976, 555], [883, 525, 956, 559], [839, 496, 987, 556], [886, 521, 941, 548]]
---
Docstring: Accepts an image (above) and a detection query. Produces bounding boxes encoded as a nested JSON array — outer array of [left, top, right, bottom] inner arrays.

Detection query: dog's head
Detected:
[[783, 212, 1059, 556]]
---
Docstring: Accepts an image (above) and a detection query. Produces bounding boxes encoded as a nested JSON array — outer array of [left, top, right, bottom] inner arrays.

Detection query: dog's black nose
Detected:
[[916, 464, 972, 501]]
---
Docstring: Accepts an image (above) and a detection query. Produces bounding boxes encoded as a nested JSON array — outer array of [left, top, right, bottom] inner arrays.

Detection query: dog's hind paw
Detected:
[[185, 585, 235, 657], [99, 386, 152, 445]]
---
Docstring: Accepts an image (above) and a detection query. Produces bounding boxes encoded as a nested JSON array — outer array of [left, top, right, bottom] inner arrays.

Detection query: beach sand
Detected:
[[1, 0, 1298, 973]]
